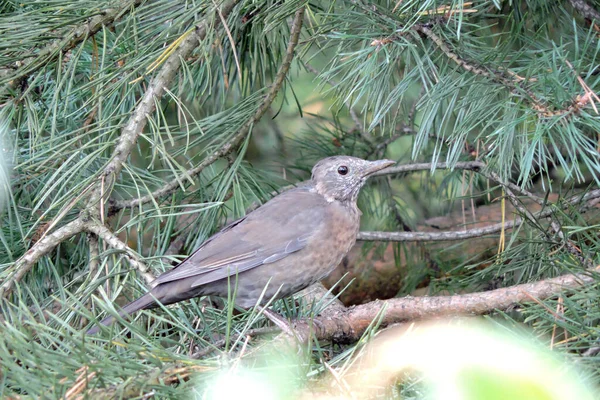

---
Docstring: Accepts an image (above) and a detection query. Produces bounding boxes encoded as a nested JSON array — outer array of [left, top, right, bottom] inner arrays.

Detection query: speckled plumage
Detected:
[[87, 156, 394, 334]]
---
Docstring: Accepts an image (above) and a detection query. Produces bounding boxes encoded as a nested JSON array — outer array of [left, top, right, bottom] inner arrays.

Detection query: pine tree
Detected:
[[1, 0, 600, 397]]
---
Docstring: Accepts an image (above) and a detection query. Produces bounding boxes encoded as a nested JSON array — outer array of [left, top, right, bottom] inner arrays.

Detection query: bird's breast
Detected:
[[304, 201, 360, 280]]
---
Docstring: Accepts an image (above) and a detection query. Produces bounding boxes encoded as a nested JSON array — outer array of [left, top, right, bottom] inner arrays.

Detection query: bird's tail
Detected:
[[86, 293, 156, 335]]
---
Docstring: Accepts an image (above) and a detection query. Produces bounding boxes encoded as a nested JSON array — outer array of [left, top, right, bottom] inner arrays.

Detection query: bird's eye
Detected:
[[337, 165, 349, 175]]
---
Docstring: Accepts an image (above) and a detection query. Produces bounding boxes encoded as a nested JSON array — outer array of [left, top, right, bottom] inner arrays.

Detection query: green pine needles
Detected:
[[1, 0, 600, 398]]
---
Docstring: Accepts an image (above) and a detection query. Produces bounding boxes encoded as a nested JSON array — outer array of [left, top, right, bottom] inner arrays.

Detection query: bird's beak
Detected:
[[363, 159, 395, 177]]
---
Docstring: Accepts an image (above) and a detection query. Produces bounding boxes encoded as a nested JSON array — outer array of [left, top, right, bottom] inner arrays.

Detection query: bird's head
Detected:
[[311, 156, 395, 203]]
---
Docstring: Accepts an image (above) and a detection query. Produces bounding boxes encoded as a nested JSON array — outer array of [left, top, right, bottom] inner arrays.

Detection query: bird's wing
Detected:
[[153, 188, 326, 287]]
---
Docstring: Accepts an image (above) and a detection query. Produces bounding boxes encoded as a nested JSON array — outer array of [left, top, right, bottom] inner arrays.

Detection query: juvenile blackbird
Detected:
[[86, 156, 394, 334]]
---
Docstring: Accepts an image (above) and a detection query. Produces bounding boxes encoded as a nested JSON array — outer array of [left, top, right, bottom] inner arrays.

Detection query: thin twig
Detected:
[[373, 160, 485, 176], [111, 7, 306, 211], [374, 160, 545, 205], [213, 0, 243, 87], [582, 345, 600, 357], [549, 220, 594, 269], [483, 169, 544, 206], [499, 185, 539, 227], [358, 219, 520, 242], [485, 165, 593, 271], [358, 189, 600, 242]]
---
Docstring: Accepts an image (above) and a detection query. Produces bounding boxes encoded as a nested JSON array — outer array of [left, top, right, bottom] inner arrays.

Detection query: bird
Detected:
[[86, 156, 395, 334]]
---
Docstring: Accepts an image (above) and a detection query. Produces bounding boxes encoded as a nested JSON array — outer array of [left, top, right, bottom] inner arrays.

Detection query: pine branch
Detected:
[[0, 1, 240, 299], [111, 7, 306, 212], [569, 0, 600, 21], [0, 219, 86, 298], [291, 264, 600, 343], [87, 0, 241, 215], [373, 161, 486, 175], [84, 222, 155, 285], [6, 1, 600, 396], [0, 0, 145, 89], [411, 23, 595, 118]]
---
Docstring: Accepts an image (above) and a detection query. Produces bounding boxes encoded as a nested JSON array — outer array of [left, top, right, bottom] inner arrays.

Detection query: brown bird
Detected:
[[86, 156, 394, 334]]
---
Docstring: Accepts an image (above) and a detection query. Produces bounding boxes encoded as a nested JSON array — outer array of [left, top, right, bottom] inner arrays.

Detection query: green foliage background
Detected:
[[1, 0, 600, 397]]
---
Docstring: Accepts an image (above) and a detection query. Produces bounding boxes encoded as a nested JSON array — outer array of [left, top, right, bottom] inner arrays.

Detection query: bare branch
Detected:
[[292, 266, 600, 343], [358, 189, 600, 242], [375, 160, 545, 205], [0, 0, 145, 89], [112, 7, 306, 211], [358, 220, 520, 242], [483, 169, 544, 206], [375, 162, 595, 272], [372, 160, 484, 176], [83, 222, 155, 285], [0, 219, 86, 298], [377, 161, 594, 275], [569, 0, 600, 21]]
